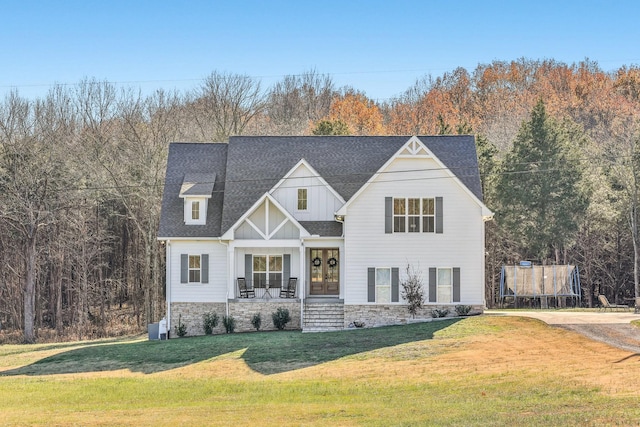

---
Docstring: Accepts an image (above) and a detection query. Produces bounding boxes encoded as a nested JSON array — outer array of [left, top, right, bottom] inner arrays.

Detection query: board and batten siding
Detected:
[[271, 163, 343, 222], [169, 240, 227, 302], [344, 157, 485, 305]]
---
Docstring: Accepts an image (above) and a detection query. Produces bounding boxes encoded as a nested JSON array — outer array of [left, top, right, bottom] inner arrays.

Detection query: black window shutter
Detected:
[[245, 254, 252, 286], [391, 267, 399, 302], [385, 197, 392, 233], [453, 267, 461, 302], [180, 254, 188, 283], [428, 267, 437, 302], [436, 197, 443, 234], [368, 267, 376, 302], [283, 254, 291, 284], [201, 254, 209, 283]]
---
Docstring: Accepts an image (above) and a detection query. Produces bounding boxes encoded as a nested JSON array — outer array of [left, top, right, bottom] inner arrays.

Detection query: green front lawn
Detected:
[[1, 316, 639, 426]]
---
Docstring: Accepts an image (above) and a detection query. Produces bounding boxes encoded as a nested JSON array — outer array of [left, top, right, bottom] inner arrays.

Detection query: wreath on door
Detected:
[[327, 257, 338, 267], [312, 257, 322, 267]]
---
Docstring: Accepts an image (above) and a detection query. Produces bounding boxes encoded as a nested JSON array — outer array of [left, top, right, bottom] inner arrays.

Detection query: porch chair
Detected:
[[279, 277, 297, 298], [237, 278, 255, 298], [598, 294, 628, 311]]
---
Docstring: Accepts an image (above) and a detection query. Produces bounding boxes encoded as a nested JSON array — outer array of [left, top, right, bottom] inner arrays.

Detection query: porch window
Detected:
[[297, 188, 308, 211], [376, 267, 391, 303], [253, 255, 283, 288], [189, 255, 201, 283]]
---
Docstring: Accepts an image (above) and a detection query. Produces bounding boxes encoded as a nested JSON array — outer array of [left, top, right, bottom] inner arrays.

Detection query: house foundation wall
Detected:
[[344, 304, 484, 328], [170, 300, 301, 337]]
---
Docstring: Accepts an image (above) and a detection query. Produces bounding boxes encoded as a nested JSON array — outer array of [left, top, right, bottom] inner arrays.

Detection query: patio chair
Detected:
[[237, 278, 255, 298], [279, 277, 297, 298], [598, 294, 628, 311]]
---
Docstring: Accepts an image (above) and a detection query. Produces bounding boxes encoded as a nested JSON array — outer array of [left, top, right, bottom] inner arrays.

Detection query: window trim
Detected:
[[297, 188, 308, 211], [184, 197, 207, 225]]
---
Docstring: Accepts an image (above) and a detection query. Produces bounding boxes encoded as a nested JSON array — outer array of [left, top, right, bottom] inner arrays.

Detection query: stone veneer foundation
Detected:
[[343, 304, 484, 328], [170, 301, 484, 336], [170, 300, 301, 336]]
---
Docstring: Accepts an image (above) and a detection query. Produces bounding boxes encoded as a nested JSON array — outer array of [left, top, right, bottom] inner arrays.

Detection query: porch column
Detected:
[[227, 243, 235, 316], [299, 243, 305, 329]]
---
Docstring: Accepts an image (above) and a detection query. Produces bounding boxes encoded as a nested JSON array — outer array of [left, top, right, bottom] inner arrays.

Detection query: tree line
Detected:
[[1, 59, 639, 342]]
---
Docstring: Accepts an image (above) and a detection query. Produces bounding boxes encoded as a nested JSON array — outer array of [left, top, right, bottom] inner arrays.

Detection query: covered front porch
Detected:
[[227, 239, 344, 301]]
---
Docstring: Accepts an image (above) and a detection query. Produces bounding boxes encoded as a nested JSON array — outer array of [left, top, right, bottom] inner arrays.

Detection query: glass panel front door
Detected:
[[310, 248, 339, 295]]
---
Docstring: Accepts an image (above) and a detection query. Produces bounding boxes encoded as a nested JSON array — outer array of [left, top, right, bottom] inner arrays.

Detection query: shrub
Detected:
[[222, 315, 236, 334], [431, 308, 450, 318], [455, 305, 472, 316], [272, 307, 291, 330], [401, 265, 424, 318], [251, 313, 262, 331], [202, 312, 219, 335], [175, 314, 187, 337]]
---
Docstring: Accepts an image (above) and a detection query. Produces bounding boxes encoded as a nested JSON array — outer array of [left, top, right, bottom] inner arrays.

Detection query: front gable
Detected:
[[221, 193, 311, 240], [337, 136, 493, 218], [270, 159, 345, 222]]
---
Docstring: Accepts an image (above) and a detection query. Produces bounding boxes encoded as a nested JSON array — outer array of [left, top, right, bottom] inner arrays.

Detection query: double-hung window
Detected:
[[188, 255, 201, 283], [393, 197, 435, 233], [376, 267, 391, 303], [297, 188, 308, 211], [253, 255, 283, 288], [437, 268, 452, 303], [191, 201, 200, 220]]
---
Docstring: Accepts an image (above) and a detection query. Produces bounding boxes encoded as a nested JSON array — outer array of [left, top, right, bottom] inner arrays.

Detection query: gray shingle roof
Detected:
[[158, 135, 484, 239], [158, 143, 227, 238], [299, 221, 343, 237], [179, 173, 216, 197]]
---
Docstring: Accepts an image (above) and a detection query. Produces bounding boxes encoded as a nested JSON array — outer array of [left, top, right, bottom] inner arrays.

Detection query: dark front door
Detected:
[[309, 248, 339, 295]]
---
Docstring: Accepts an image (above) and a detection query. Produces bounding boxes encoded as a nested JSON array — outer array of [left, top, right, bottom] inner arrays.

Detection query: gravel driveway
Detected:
[[488, 310, 640, 353]]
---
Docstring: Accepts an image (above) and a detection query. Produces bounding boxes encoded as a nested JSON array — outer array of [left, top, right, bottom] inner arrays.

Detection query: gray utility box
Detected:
[[148, 323, 159, 340]]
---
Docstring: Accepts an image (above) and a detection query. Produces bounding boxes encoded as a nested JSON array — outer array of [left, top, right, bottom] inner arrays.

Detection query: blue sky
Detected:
[[2, 0, 640, 102]]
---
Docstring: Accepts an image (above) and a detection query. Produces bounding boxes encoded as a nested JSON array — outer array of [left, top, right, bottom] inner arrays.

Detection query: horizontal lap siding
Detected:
[[170, 241, 227, 302], [344, 157, 485, 305]]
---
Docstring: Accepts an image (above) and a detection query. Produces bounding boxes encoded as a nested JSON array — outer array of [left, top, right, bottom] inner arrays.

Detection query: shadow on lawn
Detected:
[[0, 319, 460, 376]]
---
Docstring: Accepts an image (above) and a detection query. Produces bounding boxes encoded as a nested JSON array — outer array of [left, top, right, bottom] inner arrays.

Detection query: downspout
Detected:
[[335, 214, 346, 328], [300, 239, 305, 331], [481, 215, 492, 309], [166, 240, 171, 337]]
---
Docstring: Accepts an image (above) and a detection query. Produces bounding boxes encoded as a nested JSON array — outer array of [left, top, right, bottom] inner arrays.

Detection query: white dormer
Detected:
[[180, 173, 215, 225]]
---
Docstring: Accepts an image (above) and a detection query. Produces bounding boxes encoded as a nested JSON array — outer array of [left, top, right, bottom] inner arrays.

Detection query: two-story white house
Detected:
[[158, 135, 493, 335]]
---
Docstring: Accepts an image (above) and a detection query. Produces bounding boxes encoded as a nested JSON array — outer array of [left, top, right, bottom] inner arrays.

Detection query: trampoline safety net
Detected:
[[500, 264, 581, 298]]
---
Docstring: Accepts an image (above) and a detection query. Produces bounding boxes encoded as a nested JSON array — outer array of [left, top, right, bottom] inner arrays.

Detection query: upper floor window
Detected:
[[297, 188, 308, 211], [191, 201, 200, 220], [184, 197, 206, 225], [393, 198, 435, 233]]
